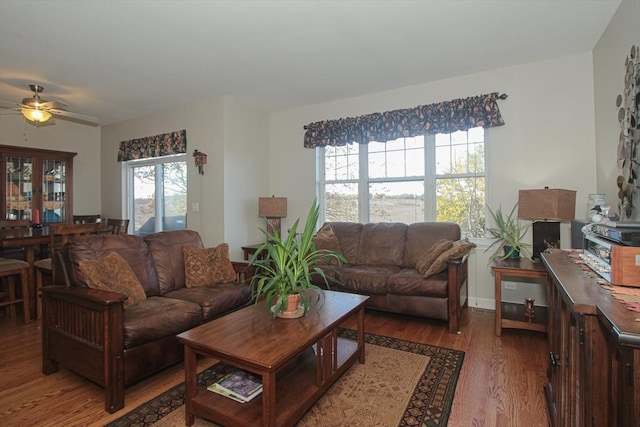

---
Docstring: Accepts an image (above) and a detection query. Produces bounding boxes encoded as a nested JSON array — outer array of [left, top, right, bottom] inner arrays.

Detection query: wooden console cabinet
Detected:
[[541, 250, 639, 427]]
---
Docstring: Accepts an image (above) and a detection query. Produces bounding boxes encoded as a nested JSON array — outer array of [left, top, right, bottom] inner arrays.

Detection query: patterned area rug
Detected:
[[106, 329, 464, 427]]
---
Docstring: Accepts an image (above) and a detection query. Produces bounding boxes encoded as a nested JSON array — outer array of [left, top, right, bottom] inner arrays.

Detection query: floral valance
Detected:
[[303, 92, 506, 148], [117, 129, 187, 162]]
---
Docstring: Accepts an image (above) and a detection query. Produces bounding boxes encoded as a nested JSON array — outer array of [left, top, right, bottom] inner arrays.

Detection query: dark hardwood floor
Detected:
[[0, 307, 549, 426]]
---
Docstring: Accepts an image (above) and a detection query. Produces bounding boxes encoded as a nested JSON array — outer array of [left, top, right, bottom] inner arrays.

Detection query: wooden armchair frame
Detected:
[[445, 254, 469, 334]]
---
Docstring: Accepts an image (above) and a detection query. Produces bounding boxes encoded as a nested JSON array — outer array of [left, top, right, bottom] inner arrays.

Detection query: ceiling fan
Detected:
[[0, 84, 99, 126]]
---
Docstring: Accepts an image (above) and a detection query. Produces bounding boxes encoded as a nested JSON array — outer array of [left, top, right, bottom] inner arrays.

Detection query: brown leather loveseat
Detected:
[[312, 222, 472, 334], [41, 230, 252, 413]]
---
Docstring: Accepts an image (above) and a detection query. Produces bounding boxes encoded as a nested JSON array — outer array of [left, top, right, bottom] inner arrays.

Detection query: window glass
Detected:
[[126, 155, 187, 236], [319, 128, 485, 239], [369, 181, 424, 223]]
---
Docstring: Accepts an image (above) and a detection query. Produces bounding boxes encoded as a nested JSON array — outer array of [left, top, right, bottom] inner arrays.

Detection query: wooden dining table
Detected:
[[0, 226, 50, 319]]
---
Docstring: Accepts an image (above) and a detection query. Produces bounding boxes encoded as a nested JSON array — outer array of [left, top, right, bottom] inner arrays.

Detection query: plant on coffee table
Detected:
[[249, 200, 345, 318]]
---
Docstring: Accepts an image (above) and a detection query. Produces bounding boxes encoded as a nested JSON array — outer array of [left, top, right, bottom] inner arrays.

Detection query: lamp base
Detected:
[[532, 221, 560, 259], [265, 217, 281, 239]]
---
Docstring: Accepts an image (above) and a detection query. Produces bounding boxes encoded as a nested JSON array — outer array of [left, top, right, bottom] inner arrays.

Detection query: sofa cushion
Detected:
[[123, 296, 202, 348], [68, 234, 160, 296], [388, 268, 449, 298], [328, 222, 363, 263], [415, 238, 454, 276], [163, 282, 250, 321], [339, 264, 399, 295], [357, 222, 407, 265], [404, 222, 461, 267], [144, 230, 204, 294], [183, 243, 237, 288], [78, 252, 147, 307], [312, 223, 342, 265], [423, 239, 476, 278]]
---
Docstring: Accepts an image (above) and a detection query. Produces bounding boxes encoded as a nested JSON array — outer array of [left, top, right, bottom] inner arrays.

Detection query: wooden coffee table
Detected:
[[177, 290, 369, 427]]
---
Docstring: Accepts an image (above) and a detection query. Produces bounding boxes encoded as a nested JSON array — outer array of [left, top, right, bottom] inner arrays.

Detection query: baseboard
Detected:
[[467, 297, 495, 311]]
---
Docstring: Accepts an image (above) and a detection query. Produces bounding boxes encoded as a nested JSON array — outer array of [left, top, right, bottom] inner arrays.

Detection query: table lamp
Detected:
[[258, 196, 287, 239], [518, 188, 576, 259]]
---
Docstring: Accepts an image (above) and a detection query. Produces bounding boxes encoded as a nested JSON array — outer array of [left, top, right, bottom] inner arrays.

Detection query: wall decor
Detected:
[[616, 45, 639, 220], [193, 149, 207, 175]]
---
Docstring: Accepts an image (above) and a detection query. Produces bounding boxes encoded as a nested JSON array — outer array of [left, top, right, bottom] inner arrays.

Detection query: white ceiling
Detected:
[[0, 0, 621, 126]]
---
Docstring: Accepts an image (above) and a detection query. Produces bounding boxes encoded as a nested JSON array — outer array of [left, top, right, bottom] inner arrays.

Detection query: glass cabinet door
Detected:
[[42, 159, 67, 223], [5, 155, 34, 221], [2, 145, 76, 223]]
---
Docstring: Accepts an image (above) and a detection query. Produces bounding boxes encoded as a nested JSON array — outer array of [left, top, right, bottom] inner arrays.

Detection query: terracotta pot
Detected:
[[283, 294, 301, 314]]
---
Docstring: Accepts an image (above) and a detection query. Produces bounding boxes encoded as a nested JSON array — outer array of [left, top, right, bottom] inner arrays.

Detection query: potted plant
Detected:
[[249, 200, 345, 318], [485, 203, 532, 262]]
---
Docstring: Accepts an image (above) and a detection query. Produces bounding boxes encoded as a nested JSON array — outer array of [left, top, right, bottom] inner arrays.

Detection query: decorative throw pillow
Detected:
[[415, 239, 454, 275], [78, 252, 147, 307], [423, 239, 477, 278], [183, 243, 237, 288], [312, 224, 342, 265]]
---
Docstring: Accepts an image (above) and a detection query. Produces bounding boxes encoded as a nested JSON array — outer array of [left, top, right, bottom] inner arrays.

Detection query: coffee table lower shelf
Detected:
[[191, 338, 359, 427]]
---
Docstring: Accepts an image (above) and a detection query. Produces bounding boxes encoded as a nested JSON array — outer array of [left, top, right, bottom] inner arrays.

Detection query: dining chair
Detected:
[[0, 258, 30, 323], [34, 222, 102, 319], [72, 214, 101, 224], [0, 219, 31, 229], [0, 219, 31, 260], [105, 218, 130, 235]]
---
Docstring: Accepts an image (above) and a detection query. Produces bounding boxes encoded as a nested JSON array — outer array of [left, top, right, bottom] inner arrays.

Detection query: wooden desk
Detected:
[[0, 226, 50, 318], [491, 257, 549, 336]]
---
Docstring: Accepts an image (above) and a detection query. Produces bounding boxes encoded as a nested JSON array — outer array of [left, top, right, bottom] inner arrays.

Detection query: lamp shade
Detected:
[[259, 197, 287, 218], [518, 188, 576, 221]]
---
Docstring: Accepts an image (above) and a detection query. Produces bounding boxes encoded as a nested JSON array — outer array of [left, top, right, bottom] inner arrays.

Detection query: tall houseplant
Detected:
[[485, 203, 532, 262], [249, 200, 345, 318]]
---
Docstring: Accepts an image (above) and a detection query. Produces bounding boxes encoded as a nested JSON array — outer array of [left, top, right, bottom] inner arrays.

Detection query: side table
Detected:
[[241, 243, 263, 261], [491, 257, 549, 336]]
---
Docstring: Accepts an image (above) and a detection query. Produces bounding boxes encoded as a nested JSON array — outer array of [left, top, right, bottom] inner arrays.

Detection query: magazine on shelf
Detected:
[[208, 370, 263, 403], [207, 382, 245, 403]]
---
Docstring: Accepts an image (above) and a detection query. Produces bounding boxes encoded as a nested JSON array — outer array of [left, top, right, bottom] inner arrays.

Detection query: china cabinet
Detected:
[[1, 145, 76, 223]]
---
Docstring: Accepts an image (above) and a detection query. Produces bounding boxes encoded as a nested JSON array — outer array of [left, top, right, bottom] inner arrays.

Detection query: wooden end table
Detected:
[[177, 290, 369, 427], [241, 243, 263, 260], [492, 257, 549, 336]]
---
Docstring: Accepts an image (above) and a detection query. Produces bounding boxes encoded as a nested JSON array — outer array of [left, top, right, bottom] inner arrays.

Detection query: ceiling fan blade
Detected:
[[40, 100, 69, 110], [0, 99, 24, 109], [49, 109, 99, 126]]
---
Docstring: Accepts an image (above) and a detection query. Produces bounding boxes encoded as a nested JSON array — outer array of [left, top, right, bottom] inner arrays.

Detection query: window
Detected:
[[319, 127, 486, 238], [124, 154, 187, 236]]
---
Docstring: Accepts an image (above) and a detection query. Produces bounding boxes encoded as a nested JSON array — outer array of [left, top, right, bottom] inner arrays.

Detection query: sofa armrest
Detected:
[[445, 254, 469, 334], [43, 284, 127, 306], [41, 285, 126, 412]]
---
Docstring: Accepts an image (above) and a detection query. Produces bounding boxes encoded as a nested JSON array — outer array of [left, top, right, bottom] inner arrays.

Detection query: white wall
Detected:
[[270, 53, 598, 309], [222, 97, 270, 258], [0, 115, 101, 215], [593, 0, 640, 220], [100, 96, 269, 259]]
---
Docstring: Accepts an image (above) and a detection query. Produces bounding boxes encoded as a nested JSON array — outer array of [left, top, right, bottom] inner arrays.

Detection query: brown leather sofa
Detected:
[[313, 222, 470, 334], [41, 230, 252, 413]]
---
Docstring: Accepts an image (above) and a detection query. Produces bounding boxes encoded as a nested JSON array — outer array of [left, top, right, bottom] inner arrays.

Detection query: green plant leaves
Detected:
[[485, 203, 532, 262], [248, 199, 344, 318]]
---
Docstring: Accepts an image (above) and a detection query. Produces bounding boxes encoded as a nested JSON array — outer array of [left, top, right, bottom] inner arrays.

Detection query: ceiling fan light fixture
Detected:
[[22, 108, 52, 123]]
